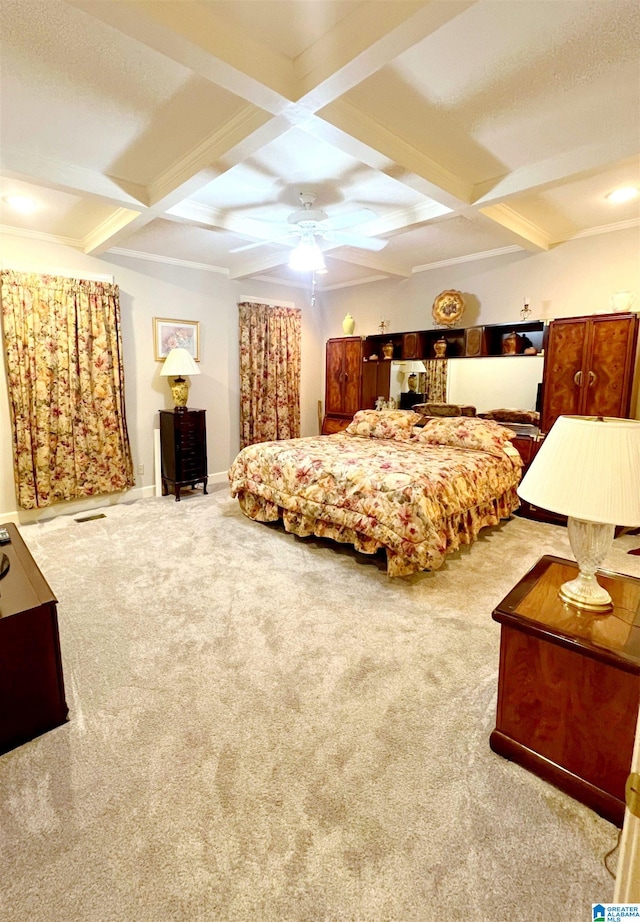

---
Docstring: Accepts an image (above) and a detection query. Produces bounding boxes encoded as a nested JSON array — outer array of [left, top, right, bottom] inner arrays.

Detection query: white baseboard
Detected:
[[1, 471, 229, 525]]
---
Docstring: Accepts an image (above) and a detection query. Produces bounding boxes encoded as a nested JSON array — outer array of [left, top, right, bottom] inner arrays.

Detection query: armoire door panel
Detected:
[[324, 337, 363, 418], [342, 339, 364, 415], [584, 316, 637, 417], [325, 345, 344, 416], [541, 320, 588, 431]]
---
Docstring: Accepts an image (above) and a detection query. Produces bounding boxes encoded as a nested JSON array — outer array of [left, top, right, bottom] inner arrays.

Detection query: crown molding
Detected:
[[563, 217, 640, 240], [0, 224, 82, 248], [108, 248, 229, 275], [412, 246, 522, 273]]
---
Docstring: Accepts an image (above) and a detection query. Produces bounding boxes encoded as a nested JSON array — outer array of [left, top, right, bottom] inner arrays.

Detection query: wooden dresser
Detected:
[[0, 523, 68, 753]]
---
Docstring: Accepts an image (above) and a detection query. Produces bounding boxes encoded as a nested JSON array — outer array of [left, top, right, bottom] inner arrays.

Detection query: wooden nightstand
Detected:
[[490, 555, 640, 826]]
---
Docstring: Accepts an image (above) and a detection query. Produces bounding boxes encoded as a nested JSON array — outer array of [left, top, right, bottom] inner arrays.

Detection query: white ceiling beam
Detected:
[[295, 1, 477, 111], [82, 208, 154, 256], [319, 274, 392, 291], [477, 204, 553, 252], [355, 200, 453, 239], [84, 109, 292, 253], [164, 200, 284, 243], [66, 0, 294, 115], [0, 151, 148, 209], [473, 135, 640, 205], [229, 250, 295, 280], [311, 102, 474, 208], [147, 106, 282, 208], [332, 249, 411, 278]]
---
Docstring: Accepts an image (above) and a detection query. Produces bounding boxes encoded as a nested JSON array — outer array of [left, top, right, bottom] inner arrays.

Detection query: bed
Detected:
[[228, 411, 523, 577]]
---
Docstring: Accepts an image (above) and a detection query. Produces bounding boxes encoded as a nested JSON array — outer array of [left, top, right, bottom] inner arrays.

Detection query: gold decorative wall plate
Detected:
[[432, 290, 465, 326]]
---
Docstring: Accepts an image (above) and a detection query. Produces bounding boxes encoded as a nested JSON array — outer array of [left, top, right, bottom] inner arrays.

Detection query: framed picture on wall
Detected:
[[153, 318, 200, 362]]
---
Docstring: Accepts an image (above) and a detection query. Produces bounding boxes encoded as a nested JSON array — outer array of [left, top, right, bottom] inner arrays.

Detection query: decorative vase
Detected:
[[434, 338, 447, 358], [407, 373, 418, 392], [342, 313, 355, 335], [382, 341, 394, 359], [170, 376, 189, 409], [610, 291, 636, 313]]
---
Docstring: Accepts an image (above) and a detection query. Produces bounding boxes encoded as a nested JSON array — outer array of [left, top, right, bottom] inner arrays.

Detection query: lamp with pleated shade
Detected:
[[517, 415, 640, 612], [160, 347, 200, 410]]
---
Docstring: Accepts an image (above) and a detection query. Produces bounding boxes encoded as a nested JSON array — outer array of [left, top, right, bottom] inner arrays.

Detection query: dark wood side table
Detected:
[[159, 408, 208, 501], [490, 555, 640, 826], [0, 523, 68, 754]]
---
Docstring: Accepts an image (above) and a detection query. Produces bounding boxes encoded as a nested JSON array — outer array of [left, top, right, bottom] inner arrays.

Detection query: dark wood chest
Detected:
[[159, 409, 208, 501]]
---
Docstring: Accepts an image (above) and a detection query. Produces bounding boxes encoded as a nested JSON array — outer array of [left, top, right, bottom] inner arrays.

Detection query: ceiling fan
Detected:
[[229, 192, 387, 255]]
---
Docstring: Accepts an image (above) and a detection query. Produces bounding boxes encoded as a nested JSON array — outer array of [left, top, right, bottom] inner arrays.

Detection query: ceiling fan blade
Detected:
[[325, 208, 377, 231], [324, 230, 387, 251]]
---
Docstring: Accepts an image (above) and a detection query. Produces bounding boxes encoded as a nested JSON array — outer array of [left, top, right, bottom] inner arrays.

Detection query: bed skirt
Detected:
[[236, 487, 520, 577]]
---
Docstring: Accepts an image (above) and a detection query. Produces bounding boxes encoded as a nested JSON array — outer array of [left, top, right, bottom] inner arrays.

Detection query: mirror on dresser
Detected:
[[389, 355, 545, 415]]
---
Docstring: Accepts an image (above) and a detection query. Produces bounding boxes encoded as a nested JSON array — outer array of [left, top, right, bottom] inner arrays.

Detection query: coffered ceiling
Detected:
[[1, 0, 639, 291]]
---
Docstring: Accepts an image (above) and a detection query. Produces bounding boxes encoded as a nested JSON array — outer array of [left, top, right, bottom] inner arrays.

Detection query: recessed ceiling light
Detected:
[[606, 186, 639, 204], [3, 194, 37, 213]]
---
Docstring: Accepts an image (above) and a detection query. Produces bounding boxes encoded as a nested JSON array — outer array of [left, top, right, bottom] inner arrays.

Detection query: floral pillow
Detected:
[[414, 416, 515, 456], [480, 408, 540, 426], [345, 409, 423, 441]]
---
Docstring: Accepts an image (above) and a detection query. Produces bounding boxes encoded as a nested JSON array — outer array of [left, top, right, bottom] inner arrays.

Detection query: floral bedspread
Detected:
[[228, 434, 522, 577]]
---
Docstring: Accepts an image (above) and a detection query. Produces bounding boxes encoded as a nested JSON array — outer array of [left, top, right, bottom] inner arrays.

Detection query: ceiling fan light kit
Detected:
[[288, 236, 326, 272], [231, 192, 387, 264]]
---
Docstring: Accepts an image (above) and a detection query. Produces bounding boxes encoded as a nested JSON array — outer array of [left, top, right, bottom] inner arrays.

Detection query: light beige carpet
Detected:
[[2, 489, 636, 922]]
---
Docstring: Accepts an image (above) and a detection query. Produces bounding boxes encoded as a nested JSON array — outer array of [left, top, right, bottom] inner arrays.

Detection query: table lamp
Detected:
[[160, 347, 200, 410], [517, 415, 640, 612]]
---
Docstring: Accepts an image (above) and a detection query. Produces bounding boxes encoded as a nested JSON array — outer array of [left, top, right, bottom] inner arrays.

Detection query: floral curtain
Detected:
[[0, 270, 135, 509], [422, 358, 448, 403], [238, 301, 301, 448]]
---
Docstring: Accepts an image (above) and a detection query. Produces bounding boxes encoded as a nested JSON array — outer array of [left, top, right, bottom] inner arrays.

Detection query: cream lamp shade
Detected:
[[160, 347, 200, 410], [518, 415, 640, 611]]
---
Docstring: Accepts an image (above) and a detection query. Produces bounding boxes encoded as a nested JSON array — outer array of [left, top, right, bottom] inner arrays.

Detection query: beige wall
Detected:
[[0, 233, 324, 522]]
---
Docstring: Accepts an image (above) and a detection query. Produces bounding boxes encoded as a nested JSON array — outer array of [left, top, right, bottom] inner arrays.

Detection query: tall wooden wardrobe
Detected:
[[541, 312, 639, 432], [323, 337, 364, 433]]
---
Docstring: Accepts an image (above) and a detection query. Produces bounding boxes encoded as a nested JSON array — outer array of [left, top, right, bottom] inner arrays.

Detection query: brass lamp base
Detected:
[[558, 577, 613, 613]]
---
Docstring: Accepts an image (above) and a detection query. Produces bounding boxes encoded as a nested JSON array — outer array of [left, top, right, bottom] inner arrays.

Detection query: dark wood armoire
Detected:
[[322, 337, 364, 433], [540, 312, 639, 432]]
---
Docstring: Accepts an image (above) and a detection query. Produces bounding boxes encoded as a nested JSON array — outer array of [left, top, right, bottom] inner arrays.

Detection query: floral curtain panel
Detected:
[[0, 270, 135, 509], [422, 358, 448, 403], [238, 301, 301, 448]]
